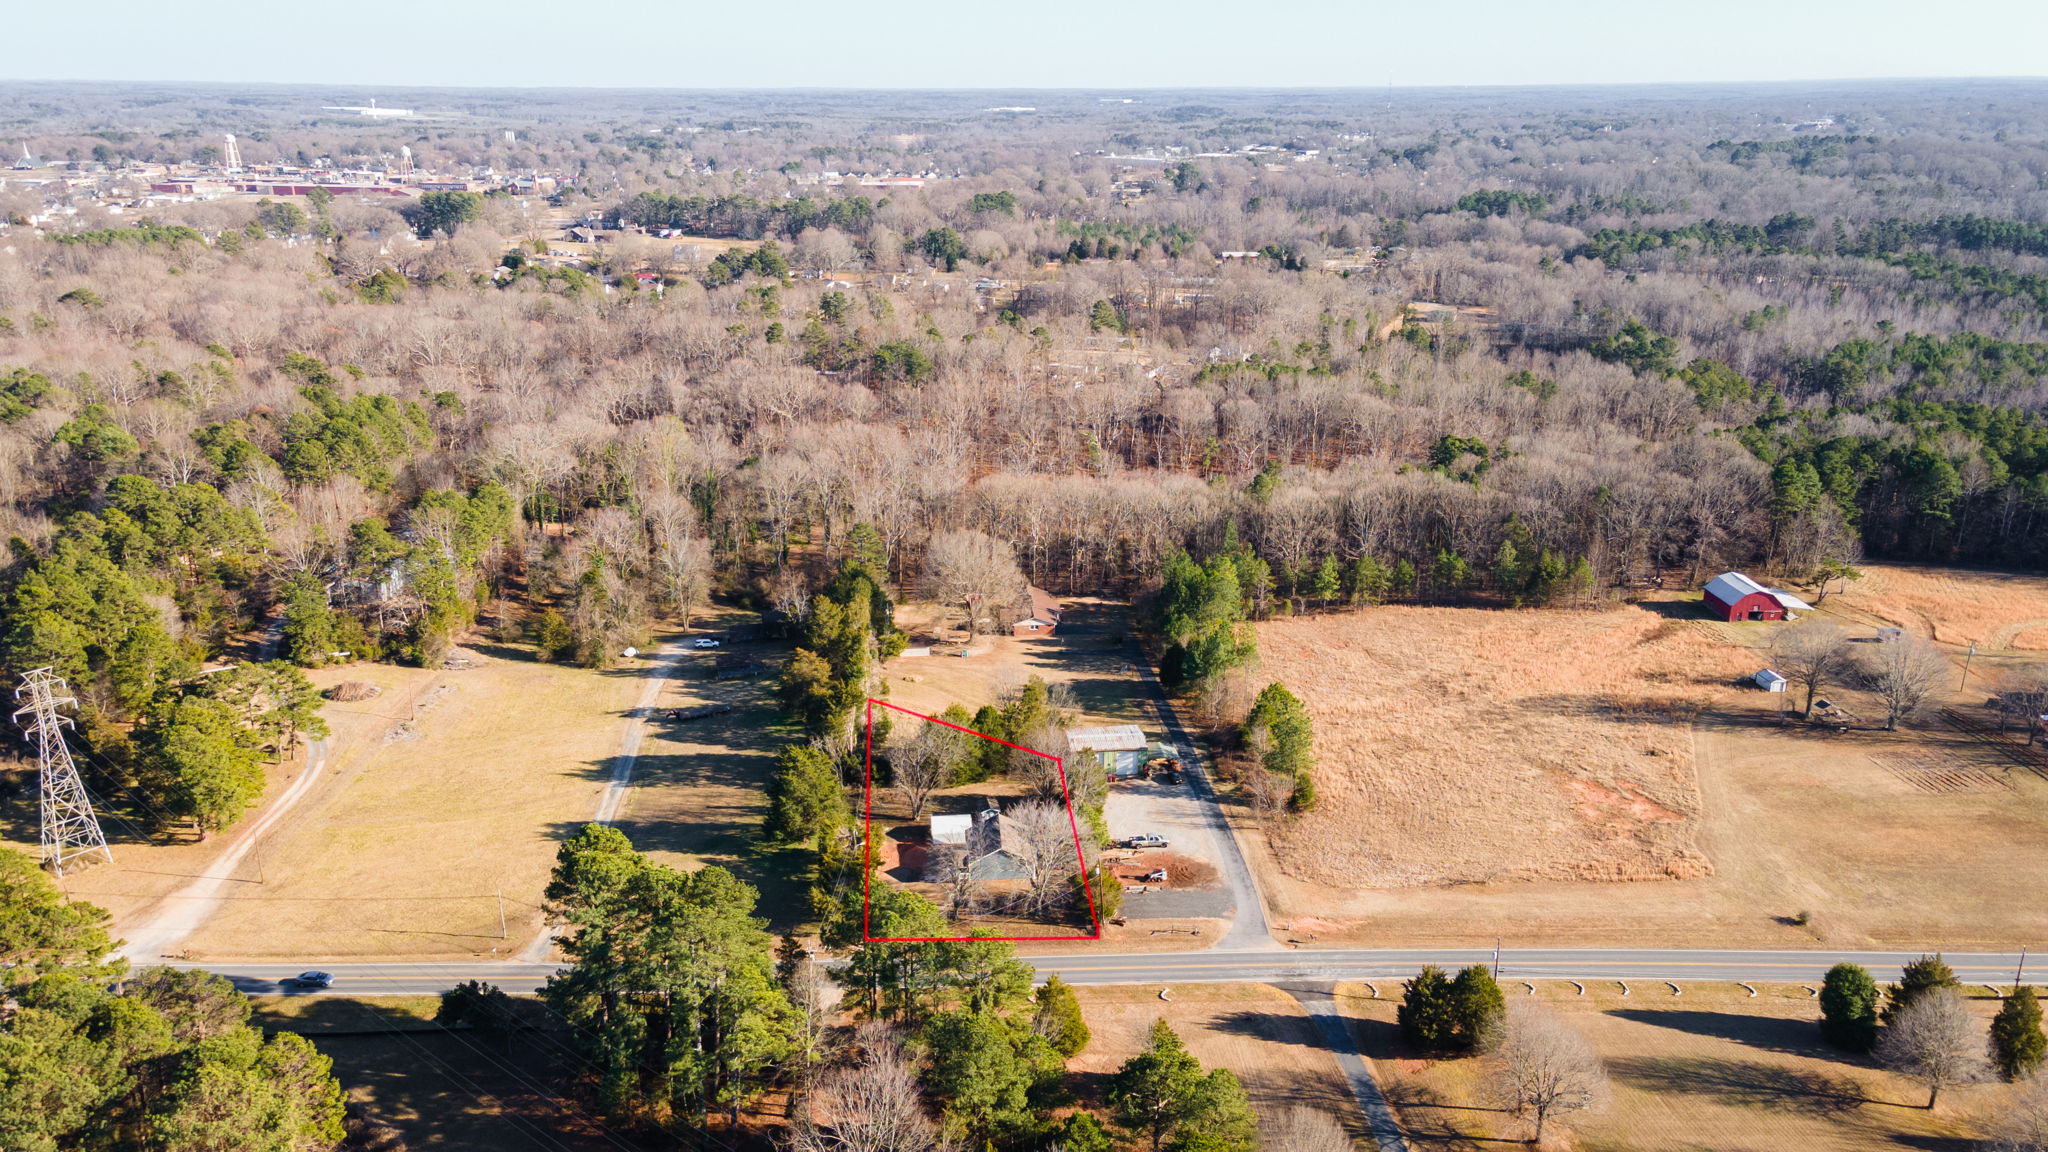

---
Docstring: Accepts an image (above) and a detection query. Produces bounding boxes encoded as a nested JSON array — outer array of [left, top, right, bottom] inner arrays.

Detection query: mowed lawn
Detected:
[[607, 610, 810, 930], [1337, 982, 2002, 1150], [1069, 984, 1362, 1130], [178, 639, 650, 960]]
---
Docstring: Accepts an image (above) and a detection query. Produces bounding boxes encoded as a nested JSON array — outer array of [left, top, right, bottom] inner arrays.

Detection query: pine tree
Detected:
[[1399, 965, 1461, 1053], [1884, 954, 1962, 1026], [1033, 974, 1091, 1057], [1310, 555, 1341, 609], [1107, 1020, 1256, 1152], [1286, 771, 1317, 813], [1991, 986, 2047, 1081], [1242, 682, 1314, 779], [763, 744, 849, 843], [1820, 962, 1881, 1051], [1059, 1111, 1115, 1152], [1349, 555, 1391, 605], [1450, 965, 1507, 1051]]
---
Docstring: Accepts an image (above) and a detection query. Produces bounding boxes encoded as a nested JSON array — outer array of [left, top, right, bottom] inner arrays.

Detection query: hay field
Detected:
[[173, 640, 648, 960], [1336, 982, 1997, 1150], [1254, 605, 1752, 890], [1069, 984, 1359, 1123], [1827, 563, 2048, 650]]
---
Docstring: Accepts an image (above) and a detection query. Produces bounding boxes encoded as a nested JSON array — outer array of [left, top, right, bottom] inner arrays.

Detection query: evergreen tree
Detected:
[[1106, 1020, 1257, 1152], [1398, 965, 1461, 1053], [1310, 555, 1342, 607], [1241, 683, 1314, 779], [968, 705, 1008, 781], [1286, 771, 1317, 813], [1058, 1110, 1116, 1152], [1991, 986, 2047, 1081], [1884, 954, 1962, 1026], [1033, 974, 1091, 1056], [921, 1010, 1043, 1140], [1088, 299, 1127, 334], [1348, 555, 1391, 605], [143, 695, 267, 834], [1819, 962, 1882, 1052], [541, 826, 796, 1129], [763, 744, 849, 844], [1449, 965, 1507, 1052]]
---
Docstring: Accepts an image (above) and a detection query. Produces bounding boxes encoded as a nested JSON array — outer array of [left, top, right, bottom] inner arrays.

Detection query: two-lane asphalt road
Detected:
[[177, 947, 2037, 998]]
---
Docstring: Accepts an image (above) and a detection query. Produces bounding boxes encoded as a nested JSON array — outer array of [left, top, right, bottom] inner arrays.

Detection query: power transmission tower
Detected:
[[12, 668, 112, 875]]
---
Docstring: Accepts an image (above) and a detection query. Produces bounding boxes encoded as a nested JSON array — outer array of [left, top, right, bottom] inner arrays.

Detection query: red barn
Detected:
[[1703, 571, 1812, 622]]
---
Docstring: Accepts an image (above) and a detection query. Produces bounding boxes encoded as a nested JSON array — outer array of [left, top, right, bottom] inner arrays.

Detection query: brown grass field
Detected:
[[1256, 605, 1747, 890], [1827, 563, 2048, 651], [173, 638, 651, 960], [1335, 981, 2002, 1150], [1242, 595, 2048, 949], [1068, 983, 1360, 1124]]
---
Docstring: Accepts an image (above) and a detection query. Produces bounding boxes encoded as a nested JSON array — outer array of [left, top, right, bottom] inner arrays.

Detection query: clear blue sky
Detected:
[[8, 0, 2045, 89]]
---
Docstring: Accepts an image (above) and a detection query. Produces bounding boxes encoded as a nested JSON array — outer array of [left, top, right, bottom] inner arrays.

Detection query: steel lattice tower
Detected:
[[12, 668, 112, 875]]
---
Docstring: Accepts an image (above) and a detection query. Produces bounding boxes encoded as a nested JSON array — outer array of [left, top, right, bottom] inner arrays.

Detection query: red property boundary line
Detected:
[[861, 698, 1102, 942]]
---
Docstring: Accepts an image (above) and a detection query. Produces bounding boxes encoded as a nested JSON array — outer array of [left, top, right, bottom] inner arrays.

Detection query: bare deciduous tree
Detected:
[[1773, 620, 1852, 717], [923, 529, 1028, 638], [891, 722, 956, 820], [1859, 636, 1952, 730], [1987, 1071, 2048, 1152], [646, 489, 712, 625], [1876, 987, 1987, 1109], [1491, 1002, 1608, 1146], [1993, 663, 2048, 744], [785, 1034, 952, 1152], [1007, 799, 1082, 911]]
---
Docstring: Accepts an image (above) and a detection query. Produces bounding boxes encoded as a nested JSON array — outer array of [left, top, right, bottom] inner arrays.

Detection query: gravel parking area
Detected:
[[1104, 776, 1234, 919]]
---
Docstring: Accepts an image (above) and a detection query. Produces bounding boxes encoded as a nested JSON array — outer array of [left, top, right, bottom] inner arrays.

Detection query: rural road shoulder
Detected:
[[188, 947, 2037, 998]]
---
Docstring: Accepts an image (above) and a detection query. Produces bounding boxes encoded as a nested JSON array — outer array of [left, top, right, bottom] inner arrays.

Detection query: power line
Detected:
[[12, 668, 112, 875]]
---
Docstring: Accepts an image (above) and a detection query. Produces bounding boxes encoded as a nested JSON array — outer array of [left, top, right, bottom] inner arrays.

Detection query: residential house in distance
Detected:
[[1068, 725, 1149, 778], [1012, 586, 1062, 637], [1703, 571, 1813, 622]]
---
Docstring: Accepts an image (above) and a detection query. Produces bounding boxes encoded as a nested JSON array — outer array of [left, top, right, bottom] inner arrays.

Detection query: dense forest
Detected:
[[2, 80, 2047, 835]]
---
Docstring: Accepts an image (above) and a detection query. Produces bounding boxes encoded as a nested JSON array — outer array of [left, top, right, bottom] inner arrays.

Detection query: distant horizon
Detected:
[[4, 75, 2046, 96], [8, 0, 2045, 92]]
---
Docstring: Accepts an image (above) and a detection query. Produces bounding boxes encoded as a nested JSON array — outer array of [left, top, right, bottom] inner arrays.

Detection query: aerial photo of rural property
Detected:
[[3, 4, 2048, 1150]]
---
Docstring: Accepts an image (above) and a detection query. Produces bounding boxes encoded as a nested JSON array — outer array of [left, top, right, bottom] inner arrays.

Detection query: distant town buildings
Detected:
[[321, 99, 414, 119]]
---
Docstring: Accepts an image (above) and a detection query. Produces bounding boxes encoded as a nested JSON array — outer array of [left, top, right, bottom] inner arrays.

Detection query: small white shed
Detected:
[[929, 813, 972, 845], [1752, 668, 1789, 693]]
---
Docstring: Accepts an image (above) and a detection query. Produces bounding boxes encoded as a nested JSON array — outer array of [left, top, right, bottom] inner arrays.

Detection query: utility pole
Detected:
[[1493, 936, 1501, 979], [12, 668, 113, 875], [497, 886, 507, 940], [1961, 645, 1977, 690], [2018, 946, 2029, 995]]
